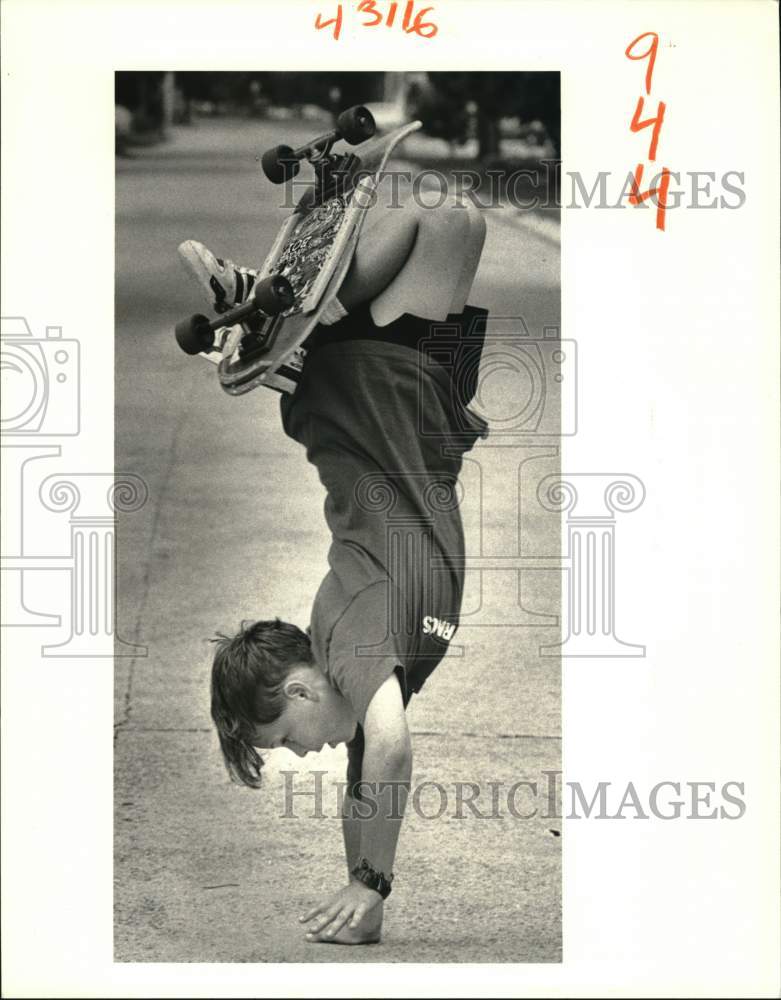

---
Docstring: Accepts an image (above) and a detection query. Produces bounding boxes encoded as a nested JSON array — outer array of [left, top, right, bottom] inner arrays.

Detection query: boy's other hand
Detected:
[[300, 881, 382, 943]]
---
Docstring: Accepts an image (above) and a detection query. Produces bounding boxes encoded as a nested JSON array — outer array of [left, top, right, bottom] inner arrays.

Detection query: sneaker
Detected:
[[178, 239, 260, 314]]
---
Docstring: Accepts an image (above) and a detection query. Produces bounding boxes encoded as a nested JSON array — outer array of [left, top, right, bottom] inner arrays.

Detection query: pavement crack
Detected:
[[412, 730, 561, 741], [114, 727, 559, 739], [115, 404, 191, 737], [115, 726, 212, 734], [114, 727, 560, 740]]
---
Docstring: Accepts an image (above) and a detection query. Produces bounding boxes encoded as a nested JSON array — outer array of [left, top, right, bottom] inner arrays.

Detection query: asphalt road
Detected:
[[114, 117, 562, 963]]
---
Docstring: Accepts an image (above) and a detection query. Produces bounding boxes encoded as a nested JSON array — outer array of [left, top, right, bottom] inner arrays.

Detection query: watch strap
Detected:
[[351, 857, 394, 899]]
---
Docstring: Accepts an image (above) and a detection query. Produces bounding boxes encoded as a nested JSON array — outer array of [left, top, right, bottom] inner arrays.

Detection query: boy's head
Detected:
[[210, 618, 355, 788]]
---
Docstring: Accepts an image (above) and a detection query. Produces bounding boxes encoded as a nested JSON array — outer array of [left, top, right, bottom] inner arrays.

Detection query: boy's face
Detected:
[[251, 663, 356, 757]]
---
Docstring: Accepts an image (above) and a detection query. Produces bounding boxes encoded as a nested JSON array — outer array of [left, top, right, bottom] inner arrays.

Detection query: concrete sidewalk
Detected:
[[114, 118, 561, 963]]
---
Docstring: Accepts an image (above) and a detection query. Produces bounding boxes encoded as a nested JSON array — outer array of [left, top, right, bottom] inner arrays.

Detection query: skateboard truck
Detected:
[[260, 105, 376, 200], [174, 273, 295, 356]]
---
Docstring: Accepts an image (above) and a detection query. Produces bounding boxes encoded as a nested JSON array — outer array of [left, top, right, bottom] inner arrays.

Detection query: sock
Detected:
[[319, 294, 349, 326]]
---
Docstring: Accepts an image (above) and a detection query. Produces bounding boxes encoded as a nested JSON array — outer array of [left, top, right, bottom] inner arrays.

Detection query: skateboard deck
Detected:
[[175, 110, 422, 395]]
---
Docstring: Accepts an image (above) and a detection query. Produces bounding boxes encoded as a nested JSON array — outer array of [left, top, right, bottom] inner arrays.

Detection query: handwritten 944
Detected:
[[626, 30, 671, 232]]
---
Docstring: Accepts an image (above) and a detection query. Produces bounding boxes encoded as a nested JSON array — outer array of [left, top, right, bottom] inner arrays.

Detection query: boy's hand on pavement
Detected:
[[300, 881, 381, 940]]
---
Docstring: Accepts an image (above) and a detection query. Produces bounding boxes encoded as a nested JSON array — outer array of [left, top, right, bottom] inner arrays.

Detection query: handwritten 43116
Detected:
[[315, 1, 438, 40]]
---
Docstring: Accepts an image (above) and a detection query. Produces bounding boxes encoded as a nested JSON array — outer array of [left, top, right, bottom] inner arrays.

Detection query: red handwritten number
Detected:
[[357, 0, 437, 36], [629, 163, 671, 231], [357, 0, 382, 26], [626, 30, 669, 231], [315, 5, 343, 40], [630, 95, 666, 162], [406, 3, 437, 37], [316, 1, 437, 41], [625, 31, 659, 95]]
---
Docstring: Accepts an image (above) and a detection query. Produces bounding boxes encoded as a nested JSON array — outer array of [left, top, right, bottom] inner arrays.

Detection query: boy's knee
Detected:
[[414, 195, 472, 243]]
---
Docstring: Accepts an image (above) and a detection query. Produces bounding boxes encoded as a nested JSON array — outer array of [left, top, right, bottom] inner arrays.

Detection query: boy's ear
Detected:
[[282, 677, 319, 702]]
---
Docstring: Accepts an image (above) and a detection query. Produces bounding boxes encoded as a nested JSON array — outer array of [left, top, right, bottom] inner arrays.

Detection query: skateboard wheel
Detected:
[[253, 274, 295, 315], [175, 314, 215, 355], [337, 105, 376, 144], [261, 144, 300, 184]]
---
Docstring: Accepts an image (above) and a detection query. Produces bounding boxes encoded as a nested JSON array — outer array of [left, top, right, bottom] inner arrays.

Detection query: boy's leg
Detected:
[[178, 192, 486, 326], [337, 192, 487, 326], [448, 194, 488, 314]]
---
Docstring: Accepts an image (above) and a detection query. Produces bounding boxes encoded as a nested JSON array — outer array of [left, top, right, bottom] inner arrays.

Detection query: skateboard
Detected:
[[174, 106, 422, 395]]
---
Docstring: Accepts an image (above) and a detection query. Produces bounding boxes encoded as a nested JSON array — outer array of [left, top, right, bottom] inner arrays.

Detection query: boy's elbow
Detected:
[[365, 729, 413, 776], [387, 737, 413, 775], [383, 726, 413, 777], [361, 671, 413, 774]]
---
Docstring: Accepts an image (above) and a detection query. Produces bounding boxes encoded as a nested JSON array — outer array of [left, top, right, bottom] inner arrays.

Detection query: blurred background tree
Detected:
[[115, 71, 559, 159], [407, 72, 560, 158]]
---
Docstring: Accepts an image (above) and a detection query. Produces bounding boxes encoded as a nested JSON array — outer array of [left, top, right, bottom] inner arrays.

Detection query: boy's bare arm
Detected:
[[354, 671, 412, 873], [300, 672, 412, 941]]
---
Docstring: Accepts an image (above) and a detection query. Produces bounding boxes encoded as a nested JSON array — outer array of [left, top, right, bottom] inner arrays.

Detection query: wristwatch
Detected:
[[351, 857, 394, 899]]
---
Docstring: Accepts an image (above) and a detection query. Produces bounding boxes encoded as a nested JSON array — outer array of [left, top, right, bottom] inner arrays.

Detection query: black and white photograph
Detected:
[[114, 69, 563, 963], [2, 2, 779, 997]]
